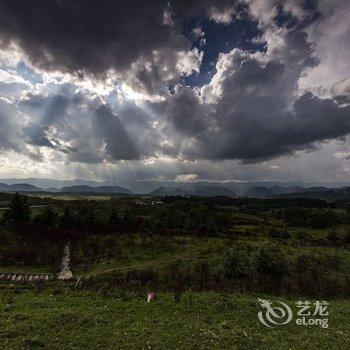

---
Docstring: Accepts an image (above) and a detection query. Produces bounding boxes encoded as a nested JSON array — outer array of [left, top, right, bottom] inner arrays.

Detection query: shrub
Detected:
[[256, 243, 288, 279], [224, 244, 250, 286]]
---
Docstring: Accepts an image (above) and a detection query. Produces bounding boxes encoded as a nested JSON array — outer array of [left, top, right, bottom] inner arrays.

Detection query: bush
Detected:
[[268, 228, 291, 240], [256, 243, 288, 279], [224, 244, 250, 287]]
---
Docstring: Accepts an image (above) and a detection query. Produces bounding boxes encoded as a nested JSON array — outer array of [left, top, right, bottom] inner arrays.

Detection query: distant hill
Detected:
[[150, 185, 236, 197], [0, 182, 42, 192], [243, 185, 346, 199], [0, 182, 132, 195], [2, 177, 350, 194], [275, 187, 350, 200], [0, 178, 109, 189], [45, 187, 59, 192], [58, 185, 133, 195], [3, 177, 350, 197], [301, 186, 329, 193], [243, 186, 276, 198], [270, 185, 306, 195], [193, 186, 237, 196], [150, 187, 189, 196]]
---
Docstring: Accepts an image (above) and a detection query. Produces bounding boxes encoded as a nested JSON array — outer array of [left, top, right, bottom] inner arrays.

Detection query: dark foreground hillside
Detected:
[[0, 194, 350, 348]]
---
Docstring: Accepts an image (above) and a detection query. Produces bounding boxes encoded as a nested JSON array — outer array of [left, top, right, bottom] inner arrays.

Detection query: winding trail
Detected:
[[57, 242, 74, 280]]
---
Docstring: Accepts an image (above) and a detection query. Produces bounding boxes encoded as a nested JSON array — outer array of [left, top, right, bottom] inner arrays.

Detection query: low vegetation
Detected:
[[0, 193, 349, 348]]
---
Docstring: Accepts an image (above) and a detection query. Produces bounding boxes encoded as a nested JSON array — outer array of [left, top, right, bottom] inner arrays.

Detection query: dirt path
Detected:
[[57, 242, 74, 280]]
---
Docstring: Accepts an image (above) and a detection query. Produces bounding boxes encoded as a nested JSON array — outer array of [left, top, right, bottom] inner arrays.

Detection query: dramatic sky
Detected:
[[0, 0, 349, 182]]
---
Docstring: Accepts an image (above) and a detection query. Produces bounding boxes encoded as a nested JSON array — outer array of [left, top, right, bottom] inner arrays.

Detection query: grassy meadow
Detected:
[[0, 193, 349, 348], [1, 285, 349, 349]]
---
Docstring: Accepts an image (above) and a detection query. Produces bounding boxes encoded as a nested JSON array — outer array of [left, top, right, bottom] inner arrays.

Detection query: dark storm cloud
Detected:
[[166, 29, 350, 162], [166, 86, 210, 136], [0, 99, 44, 161], [22, 122, 75, 153], [1, 0, 350, 179], [94, 105, 140, 160], [184, 93, 350, 162], [0, 0, 235, 78], [22, 122, 55, 148], [20, 93, 71, 125], [0, 0, 175, 77], [16, 87, 164, 163], [15, 88, 100, 161]]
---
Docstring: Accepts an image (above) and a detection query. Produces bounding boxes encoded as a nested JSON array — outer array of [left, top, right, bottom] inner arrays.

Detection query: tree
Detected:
[[36, 206, 57, 229], [109, 207, 119, 226], [59, 207, 73, 229], [2, 193, 30, 225]]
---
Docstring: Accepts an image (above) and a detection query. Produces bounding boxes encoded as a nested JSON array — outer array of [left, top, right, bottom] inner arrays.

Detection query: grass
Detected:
[[27, 193, 114, 201], [72, 232, 350, 281], [1, 198, 350, 348], [81, 235, 228, 276], [0, 284, 348, 349]]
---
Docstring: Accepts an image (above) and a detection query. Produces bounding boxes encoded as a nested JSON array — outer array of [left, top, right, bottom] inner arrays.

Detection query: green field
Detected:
[[26, 193, 116, 201], [0, 285, 348, 349], [1, 194, 350, 348]]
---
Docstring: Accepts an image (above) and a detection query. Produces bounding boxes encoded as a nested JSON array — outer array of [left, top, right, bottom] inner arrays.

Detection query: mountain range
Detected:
[[149, 185, 237, 197], [0, 182, 132, 195], [2, 178, 350, 193], [1, 178, 350, 199]]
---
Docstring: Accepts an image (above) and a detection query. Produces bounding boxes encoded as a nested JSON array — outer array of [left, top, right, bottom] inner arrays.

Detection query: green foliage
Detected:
[[2, 193, 30, 225], [268, 228, 291, 240], [34, 206, 58, 229], [59, 207, 73, 229], [1, 194, 350, 298], [224, 244, 250, 281], [256, 244, 288, 279], [109, 207, 119, 226], [283, 207, 338, 228]]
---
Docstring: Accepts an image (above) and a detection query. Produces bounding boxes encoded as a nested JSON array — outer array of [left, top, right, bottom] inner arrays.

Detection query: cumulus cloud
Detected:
[[176, 48, 203, 76], [165, 29, 350, 162], [166, 85, 211, 137], [243, 0, 312, 27], [0, 0, 350, 182], [301, 0, 350, 94], [332, 78, 350, 104], [123, 47, 203, 101], [243, 0, 279, 26]]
